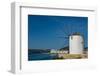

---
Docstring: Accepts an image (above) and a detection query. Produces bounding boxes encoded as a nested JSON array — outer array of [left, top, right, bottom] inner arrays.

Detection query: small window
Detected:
[[71, 36, 73, 40]]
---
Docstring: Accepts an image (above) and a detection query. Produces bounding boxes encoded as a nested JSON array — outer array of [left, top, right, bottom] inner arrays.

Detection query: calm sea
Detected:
[[28, 53, 57, 61]]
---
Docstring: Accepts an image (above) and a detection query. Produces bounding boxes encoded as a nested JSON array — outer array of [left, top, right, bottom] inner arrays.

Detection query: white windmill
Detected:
[[69, 33, 84, 54], [53, 17, 84, 54]]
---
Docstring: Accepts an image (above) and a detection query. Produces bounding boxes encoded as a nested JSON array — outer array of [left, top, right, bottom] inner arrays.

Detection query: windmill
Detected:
[[52, 17, 84, 54]]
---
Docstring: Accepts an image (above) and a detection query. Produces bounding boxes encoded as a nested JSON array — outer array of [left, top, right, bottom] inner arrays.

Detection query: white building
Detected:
[[69, 33, 84, 54]]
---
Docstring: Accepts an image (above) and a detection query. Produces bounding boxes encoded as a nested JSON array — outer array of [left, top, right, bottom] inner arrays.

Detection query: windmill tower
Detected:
[[52, 17, 84, 54], [58, 33, 84, 54], [69, 33, 84, 54]]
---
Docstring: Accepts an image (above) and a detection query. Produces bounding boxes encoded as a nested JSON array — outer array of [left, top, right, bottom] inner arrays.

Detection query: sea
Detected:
[[28, 53, 57, 61]]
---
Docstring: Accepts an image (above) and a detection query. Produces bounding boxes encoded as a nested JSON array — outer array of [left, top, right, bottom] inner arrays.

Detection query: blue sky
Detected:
[[28, 15, 88, 49]]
